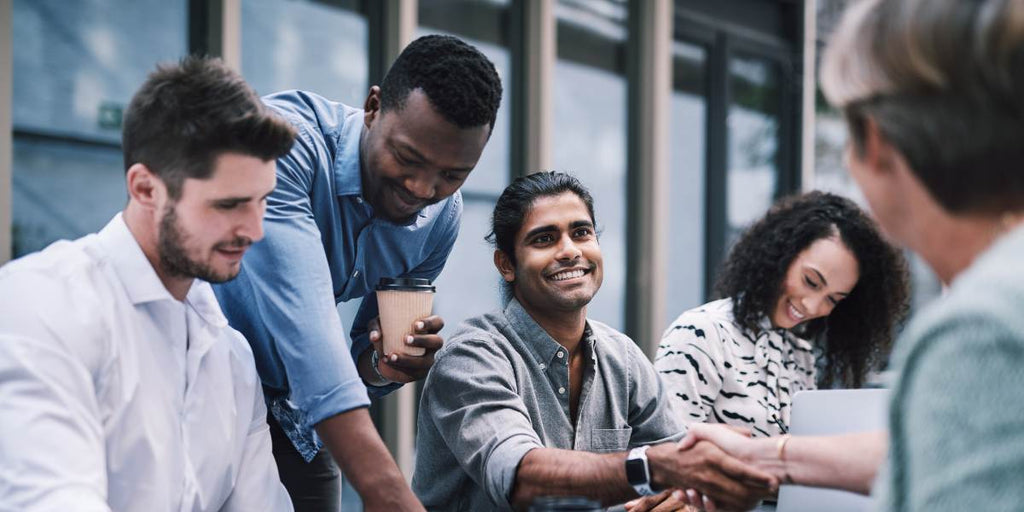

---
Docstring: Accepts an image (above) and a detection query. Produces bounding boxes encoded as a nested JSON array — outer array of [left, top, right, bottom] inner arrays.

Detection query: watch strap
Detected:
[[626, 445, 657, 496]]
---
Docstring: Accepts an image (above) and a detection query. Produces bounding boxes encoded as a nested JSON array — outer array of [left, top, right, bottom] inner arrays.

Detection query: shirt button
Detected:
[[539, 363, 546, 370], [556, 351, 564, 359], [356, 197, 364, 204], [558, 387, 565, 394], [352, 270, 360, 279]]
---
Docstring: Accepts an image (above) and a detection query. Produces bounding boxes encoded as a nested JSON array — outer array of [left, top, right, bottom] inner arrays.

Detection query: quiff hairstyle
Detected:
[[821, 0, 1024, 215], [122, 56, 296, 199]]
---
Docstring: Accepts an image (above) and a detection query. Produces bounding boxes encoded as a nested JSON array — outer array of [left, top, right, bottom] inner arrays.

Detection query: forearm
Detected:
[[511, 448, 635, 508], [786, 431, 886, 494], [315, 408, 424, 511]]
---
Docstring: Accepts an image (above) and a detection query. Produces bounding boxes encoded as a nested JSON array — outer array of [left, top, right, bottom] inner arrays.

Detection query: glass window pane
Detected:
[[432, 199, 503, 333], [418, 0, 511, 196], [242, 0, 368, 105], [725, 55, 781, 249], [418, 0, 512, 332], [554, 0, 628, 331], [666, 41, 708, 315], [12, 0, 187, 257]]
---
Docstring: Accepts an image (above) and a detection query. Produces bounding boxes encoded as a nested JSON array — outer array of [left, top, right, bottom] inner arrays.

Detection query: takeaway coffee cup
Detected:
[[375, 277, 436, 357]]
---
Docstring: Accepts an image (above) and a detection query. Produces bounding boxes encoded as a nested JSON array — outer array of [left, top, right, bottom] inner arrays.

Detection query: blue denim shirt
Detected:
[[214, 90, 462, 461]]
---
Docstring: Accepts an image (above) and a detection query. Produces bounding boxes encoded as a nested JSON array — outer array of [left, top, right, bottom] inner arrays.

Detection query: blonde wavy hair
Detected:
[[821, 0, 1024, 215]]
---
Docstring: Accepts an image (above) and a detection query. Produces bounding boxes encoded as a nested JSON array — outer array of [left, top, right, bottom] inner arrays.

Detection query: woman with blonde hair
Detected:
[[678, 0, 1024, 510]]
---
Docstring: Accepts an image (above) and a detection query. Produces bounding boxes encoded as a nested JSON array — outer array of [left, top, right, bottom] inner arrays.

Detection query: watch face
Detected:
[[625, 457, 648, 485]]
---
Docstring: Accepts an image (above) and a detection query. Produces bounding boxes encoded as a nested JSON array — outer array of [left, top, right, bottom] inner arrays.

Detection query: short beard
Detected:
[[157, 204, 244, 284]]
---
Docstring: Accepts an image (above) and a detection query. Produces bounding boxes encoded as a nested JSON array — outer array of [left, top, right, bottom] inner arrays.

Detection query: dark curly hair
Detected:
[[380, 35, 503, 131], [714, 191, 910, 388]]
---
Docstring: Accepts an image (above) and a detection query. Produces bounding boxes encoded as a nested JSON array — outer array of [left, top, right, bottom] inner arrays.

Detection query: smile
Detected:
[[547, 268, 589, 281], [787, 301, 806, 321]]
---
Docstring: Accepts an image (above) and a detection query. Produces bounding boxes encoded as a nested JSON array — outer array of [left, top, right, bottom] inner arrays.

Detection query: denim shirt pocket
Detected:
[[591, 427, 633, 453]]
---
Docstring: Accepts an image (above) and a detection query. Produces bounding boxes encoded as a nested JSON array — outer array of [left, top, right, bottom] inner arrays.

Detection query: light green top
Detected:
[[876, 224, 1024, 511]]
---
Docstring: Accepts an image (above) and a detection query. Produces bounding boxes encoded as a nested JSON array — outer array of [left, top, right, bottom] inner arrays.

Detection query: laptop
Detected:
[[774, 389, 889, 512]]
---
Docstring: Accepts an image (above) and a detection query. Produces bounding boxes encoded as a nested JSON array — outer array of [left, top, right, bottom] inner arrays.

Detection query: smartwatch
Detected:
[[625, 445, 657, 496]]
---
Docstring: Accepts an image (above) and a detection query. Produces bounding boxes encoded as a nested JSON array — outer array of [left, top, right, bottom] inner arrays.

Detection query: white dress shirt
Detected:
[[0, 214, 292, 512]]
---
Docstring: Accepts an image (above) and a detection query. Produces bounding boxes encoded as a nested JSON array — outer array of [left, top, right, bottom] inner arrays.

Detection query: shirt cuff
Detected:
[[301, 376, 372, 429], [485, 434, 542, 509]]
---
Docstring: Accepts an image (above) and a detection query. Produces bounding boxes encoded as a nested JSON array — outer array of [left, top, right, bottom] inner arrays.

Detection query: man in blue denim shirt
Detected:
[[213, 35, 502, 512]]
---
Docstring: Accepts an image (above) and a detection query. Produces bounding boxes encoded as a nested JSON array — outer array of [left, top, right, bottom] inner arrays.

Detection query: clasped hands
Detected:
[[625, 424, 784, 512]]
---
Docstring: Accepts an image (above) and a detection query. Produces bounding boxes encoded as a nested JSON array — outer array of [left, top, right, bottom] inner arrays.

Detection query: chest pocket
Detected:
[[591, 427, 632, 453]]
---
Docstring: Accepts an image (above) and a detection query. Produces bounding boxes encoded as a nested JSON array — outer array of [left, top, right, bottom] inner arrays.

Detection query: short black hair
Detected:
[[715, 191, 910, 388], [122, 56, 296, 199], [380, 34, 502, 131]]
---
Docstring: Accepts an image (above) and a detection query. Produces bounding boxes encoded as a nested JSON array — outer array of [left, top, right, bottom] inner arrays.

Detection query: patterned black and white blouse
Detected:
[[654, 298, 816, 437]]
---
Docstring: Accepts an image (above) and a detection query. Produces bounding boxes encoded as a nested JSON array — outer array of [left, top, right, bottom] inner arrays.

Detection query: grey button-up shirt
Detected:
[[413, 299, 685, 511]]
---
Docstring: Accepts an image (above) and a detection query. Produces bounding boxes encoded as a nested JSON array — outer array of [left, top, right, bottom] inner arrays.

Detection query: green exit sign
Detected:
[[98, 102, 124, 130]]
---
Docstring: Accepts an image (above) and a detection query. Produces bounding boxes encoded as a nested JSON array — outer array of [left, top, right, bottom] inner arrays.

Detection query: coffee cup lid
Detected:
[[376, 277, 435, 292]]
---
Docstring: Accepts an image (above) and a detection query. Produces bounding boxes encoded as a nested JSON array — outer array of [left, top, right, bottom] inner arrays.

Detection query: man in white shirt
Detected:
[[0, 57, 297, 511]]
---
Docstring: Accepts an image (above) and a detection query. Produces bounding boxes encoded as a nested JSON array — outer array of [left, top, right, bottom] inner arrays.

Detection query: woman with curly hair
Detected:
[[654, 191, 909, 437]]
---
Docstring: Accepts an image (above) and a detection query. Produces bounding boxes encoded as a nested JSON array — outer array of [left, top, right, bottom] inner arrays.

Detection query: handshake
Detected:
[[624, 425, 882, 512], [624, 424, 792, 512]]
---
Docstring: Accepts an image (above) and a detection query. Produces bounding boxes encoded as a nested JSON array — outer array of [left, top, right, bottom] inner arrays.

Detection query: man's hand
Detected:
[[624, 489, 695, 512], [646, 440, 776, 512], [677, 424, 778, 474], [368, 315, 445, 383]]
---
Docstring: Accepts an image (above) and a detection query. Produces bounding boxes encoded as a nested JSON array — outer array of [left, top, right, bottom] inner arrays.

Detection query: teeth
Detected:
[[550, 269, 585, 281], [788, 303, 805, 319]]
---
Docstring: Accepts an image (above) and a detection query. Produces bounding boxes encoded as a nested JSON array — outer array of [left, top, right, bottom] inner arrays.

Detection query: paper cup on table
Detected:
[[375, 277, 436, 357]]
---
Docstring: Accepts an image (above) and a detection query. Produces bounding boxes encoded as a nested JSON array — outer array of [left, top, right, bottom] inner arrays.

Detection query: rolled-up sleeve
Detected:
[[349, 192, 462, 398], [224, 122, 370, 428], [421, 337, 542, 508]]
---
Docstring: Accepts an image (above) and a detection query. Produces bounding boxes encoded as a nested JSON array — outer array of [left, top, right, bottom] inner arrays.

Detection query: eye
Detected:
[[442, 170, 465, 183], [573, 227, 593, 238], [215, 201, 243, 210], [532, 234, 554, 245], [804, 276, 819, 289], [827, 296, 841, 307]]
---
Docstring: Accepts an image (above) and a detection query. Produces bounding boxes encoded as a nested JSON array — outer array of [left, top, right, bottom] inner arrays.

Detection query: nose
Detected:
[[801, 294, 830, 318], [239, 203, 265, 243], [404, 174, 438, 201], [555, 234, 582, 261]]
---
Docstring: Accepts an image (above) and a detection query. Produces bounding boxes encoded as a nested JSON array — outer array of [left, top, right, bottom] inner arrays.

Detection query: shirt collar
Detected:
[[503, 298, 596, 365], [95, 213, 228, 328], [331, 105, 367, 198], [96, 213, 176, 305]]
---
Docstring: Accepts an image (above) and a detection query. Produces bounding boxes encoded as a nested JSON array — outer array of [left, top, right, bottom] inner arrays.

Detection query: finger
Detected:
[[724, 425, 752, 438], [718, 452, 777, 489], [701, 495, 717, 512], [407, 333, 444, 352], [368, 317, 382, 348], [384, 352, 435, 372], [414, 315, 445, 334], [649, 492, 687, 512], [684, 489, 701, 508], [625, 492, 670, 512], [677, 433, 698, 451]]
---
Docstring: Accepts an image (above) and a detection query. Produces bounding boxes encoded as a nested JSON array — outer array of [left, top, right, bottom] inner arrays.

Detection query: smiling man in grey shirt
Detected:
[[412, 172, 775, 511]]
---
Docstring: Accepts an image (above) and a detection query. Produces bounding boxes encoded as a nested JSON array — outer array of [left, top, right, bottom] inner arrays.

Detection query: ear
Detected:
[[364, 85, 382, 128], [860, 116, 898, 176], [493, 249, 516, 284], [125, 163, 166, 211]]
